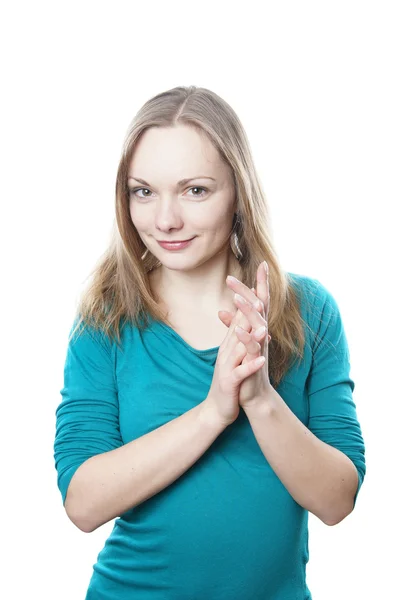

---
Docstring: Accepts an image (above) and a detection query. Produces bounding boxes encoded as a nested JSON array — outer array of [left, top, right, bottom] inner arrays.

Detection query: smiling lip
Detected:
[[158, 237, 195, 243], [157, 237, 196, 250]]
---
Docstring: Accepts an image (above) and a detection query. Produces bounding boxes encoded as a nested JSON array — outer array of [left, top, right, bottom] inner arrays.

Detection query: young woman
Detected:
[[54, 85, 366, 599]]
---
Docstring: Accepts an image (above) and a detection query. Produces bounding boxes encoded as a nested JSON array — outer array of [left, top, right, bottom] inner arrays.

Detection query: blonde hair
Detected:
[[70, 85, 312, 388]]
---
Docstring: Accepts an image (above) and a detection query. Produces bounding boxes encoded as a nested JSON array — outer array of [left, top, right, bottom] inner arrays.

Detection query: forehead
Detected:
[[128, 125, 226, 178]]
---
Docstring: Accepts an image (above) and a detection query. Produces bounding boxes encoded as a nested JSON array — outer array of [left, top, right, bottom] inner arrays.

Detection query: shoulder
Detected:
[[286, 272, 344, 350], [68, 316, 116, 361], [287, 271, 337, 308], [286, 271, 323, 310]]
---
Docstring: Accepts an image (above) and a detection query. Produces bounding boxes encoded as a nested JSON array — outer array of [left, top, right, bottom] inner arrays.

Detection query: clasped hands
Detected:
[[218, 260, 272, 409]]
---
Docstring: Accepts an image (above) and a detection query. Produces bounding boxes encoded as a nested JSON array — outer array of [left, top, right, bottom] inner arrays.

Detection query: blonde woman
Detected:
[[54, 85, 366, 599]]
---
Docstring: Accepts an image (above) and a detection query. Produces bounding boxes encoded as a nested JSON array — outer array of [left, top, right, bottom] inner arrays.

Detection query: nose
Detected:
[[154, 199, 184, 232]]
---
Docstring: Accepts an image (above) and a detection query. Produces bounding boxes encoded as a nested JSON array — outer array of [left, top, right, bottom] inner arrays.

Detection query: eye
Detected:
[[129, 187, 153, 199], [128, 186, 208, 200], [188, 186, 208, 198]]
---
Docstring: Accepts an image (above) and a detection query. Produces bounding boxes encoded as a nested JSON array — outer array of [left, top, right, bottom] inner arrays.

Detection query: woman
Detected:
[[54, 85, 366, 599]]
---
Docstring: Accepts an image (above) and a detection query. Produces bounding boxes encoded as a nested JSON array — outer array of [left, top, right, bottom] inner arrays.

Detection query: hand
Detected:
[[204, 289, 269, 428], [218, 261, 272, 408]]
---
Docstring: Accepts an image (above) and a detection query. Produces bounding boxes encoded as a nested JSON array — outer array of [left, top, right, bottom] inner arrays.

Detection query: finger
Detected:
[[235, 291, 270, 363], [234, 293, 266, 331], [232, 354, 266, 384], [219, 305, 250, 354], [253, 325, 268, 341], [250, 287, 264, 314], [235, 325, 262, 354], [221, 284, 259, 322], [226, 275, 261, 310], [219, 311, 255, 344], [223, 331, 251, 373], [235, 318, 265, 370], [221, 301, 263, 374], [218, 310, 233, 326], [219, 305, 251, 333], [235, 307, 252, 333], [239, 331, 271, 366], [218, 311, 234, 332], [253, 284, 271, 344], [220, 312, 266, 340], [257, 261, 270, 322], [233, 340, 248, 367]]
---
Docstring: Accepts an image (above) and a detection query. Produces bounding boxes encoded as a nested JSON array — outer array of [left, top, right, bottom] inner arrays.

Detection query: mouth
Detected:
[[157, 237, 196, 250], [157, 237, 195, 243]]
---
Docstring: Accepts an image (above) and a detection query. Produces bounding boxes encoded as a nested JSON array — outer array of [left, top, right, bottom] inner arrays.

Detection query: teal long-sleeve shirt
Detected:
[[54, 273, 366, 600]]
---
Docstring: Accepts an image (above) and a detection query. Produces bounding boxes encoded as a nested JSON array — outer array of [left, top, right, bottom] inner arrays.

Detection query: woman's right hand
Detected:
[[203, 306, 265, 428]]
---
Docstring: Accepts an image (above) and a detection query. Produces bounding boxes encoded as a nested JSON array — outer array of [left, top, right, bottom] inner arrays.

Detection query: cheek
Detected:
[[202, 212, 233, 232], [129, 204, 147, 230]]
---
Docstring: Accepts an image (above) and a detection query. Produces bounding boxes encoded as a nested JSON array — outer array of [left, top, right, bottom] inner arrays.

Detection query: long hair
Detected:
[[69, 85, 312, 388]]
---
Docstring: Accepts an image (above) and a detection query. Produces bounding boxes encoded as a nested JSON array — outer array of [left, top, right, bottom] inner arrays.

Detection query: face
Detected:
[[127, 125, 237, 272]]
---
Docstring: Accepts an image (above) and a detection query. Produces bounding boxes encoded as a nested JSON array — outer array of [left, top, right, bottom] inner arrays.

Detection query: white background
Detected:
[[1, 1, 396, 598]]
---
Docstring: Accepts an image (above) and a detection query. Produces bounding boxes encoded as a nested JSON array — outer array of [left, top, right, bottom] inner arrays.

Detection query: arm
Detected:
[[243, 387, 359, 526], [65, 400, 224, 533], [243, 278, 366, 526], [54, 319, 225, 534]]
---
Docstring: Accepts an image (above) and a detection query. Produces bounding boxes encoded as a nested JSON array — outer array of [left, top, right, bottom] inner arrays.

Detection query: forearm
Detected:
[[243, 387, 359, 525], [65, 399, 226, 533]]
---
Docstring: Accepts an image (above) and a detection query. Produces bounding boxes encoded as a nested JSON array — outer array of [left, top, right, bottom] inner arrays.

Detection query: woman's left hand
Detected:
[[218, 261, 272, 409]]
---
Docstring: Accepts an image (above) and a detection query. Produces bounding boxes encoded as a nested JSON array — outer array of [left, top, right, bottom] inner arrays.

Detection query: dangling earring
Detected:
[[231, 212, 243, 260]]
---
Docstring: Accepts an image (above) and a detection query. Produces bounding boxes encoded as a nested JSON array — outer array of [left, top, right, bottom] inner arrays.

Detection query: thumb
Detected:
[[218, 310, 233, 327]]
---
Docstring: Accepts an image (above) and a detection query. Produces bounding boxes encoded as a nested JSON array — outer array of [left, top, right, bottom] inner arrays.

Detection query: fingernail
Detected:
[[235, 293, 246, 303], [255, 326, 266, 337], [227, 275, 238, 283]]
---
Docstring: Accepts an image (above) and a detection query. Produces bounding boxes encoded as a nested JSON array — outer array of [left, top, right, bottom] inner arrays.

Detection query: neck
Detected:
[[149, 250, 243, 314]]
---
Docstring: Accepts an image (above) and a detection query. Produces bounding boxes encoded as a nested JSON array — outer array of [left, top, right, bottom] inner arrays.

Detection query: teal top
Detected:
[[54, 273, 366, 600]]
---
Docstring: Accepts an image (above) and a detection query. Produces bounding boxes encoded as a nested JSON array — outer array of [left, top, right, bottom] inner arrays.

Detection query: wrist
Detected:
[[242, 387, 277, 415], [199, 398, 231, 432]]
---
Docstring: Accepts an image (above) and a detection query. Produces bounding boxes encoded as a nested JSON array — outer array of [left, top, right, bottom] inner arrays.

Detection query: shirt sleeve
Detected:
[[54, 318, 124, 505], [305, 279, 366, 509]]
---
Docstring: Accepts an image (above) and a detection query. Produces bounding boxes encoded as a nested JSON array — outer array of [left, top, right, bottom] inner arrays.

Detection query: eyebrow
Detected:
[[127, 176, 216, 186]]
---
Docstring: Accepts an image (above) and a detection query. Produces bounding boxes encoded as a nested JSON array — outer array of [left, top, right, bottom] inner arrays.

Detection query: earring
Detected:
[[231, 212, 243, 259]]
